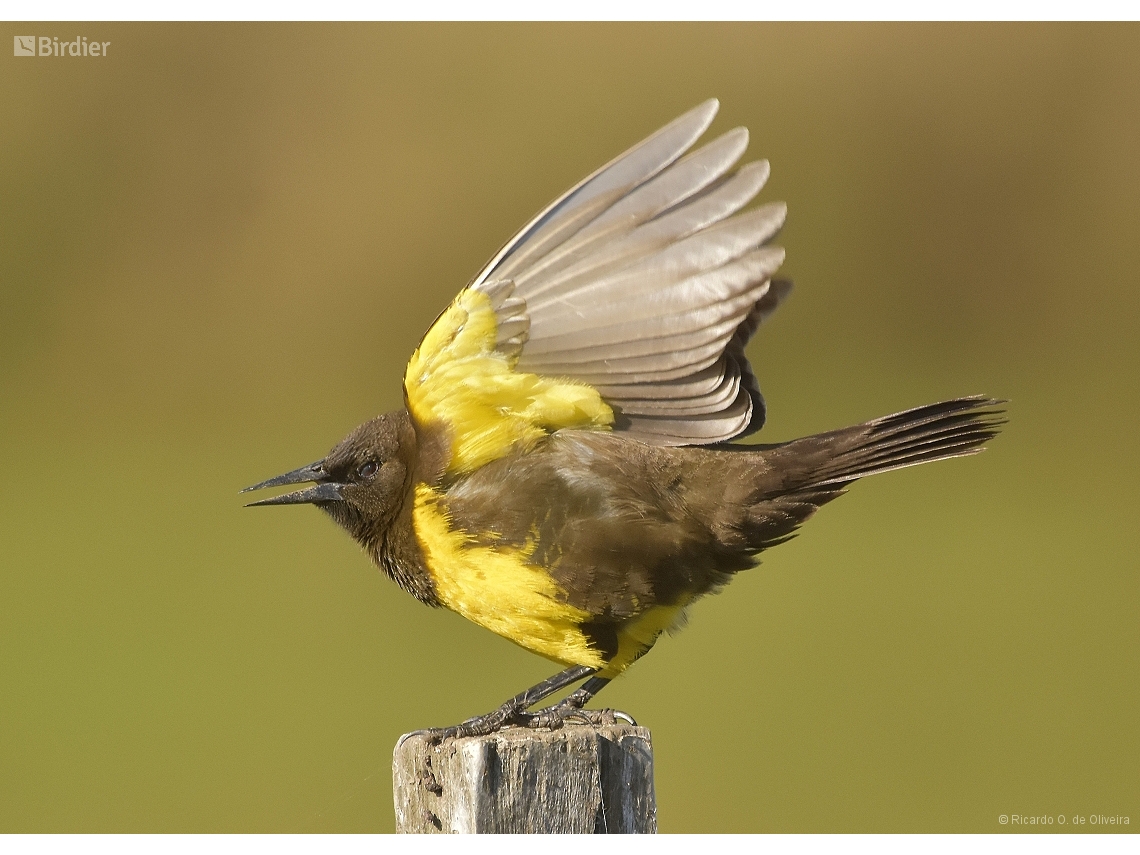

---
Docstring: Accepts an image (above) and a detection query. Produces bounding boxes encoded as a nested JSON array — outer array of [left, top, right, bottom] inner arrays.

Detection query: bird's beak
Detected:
[[241, 460, 344, 507]]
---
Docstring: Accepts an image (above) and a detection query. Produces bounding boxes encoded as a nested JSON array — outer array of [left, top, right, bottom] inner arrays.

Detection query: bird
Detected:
[[243, 99, 1004, 740]]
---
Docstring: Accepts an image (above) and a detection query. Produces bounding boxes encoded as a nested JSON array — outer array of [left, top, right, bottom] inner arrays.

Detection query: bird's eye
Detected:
[[356, 460, 378, 480]]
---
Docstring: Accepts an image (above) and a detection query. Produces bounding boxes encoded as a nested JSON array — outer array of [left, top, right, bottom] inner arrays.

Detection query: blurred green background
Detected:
[[2, 22, 1137, 833]]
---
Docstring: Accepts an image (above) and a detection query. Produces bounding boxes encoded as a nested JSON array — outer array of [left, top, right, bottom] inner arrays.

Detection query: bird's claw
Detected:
[[398, 704, 638, 749], [518, 704, 638, 730], [400, 702, 530, 747]]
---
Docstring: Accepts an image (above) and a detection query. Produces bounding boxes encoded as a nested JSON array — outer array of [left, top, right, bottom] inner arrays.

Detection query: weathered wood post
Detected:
[[393, 723, 656, 833]]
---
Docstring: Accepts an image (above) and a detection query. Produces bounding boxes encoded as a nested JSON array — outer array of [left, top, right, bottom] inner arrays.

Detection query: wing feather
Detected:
[[405, 101, 792, 469], [521, 247, 784, 352], [538, 160, 772, 290], [510, 129, 753, 291], [479, 99, 721, 287]]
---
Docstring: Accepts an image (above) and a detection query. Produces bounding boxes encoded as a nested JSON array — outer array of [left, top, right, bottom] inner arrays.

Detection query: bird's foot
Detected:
[[519, 702, 638, 731], [399, 698, 529, 747], [397, 703, 638, 751]]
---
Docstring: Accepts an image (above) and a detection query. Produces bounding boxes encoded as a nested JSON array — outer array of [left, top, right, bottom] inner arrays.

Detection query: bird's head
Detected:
[[243, 410, 415, 549]]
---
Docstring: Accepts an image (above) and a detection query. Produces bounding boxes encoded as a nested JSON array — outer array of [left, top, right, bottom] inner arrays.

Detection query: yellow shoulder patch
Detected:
[[404, 289, 613, 475], [412, 484, 604, 669]]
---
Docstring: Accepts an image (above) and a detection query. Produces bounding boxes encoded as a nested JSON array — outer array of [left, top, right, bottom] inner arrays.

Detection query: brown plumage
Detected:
[[243, 101, 1005, 739]]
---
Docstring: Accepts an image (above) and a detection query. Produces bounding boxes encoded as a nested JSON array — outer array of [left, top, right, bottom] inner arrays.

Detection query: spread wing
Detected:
[[404, 99, 791, 476]]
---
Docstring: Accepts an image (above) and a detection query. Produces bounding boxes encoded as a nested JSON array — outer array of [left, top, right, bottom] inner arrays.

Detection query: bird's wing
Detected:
[[404, 99, 790, 476]]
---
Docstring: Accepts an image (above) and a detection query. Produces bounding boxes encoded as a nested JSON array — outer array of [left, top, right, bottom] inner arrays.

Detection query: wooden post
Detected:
[[393, 723, 656, 833]]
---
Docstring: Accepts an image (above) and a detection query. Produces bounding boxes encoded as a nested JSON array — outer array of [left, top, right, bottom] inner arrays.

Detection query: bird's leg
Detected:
[[519, 676, 637, 729], [409, 664, 597, 745]]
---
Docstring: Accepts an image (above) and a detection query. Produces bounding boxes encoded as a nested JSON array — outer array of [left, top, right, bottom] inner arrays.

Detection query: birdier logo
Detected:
[[14, 35, 111, 57]]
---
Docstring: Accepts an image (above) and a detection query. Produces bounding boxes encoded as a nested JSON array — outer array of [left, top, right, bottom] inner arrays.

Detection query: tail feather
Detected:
[[807, 396, 1006, 486], [731, 396, 1005, 554]]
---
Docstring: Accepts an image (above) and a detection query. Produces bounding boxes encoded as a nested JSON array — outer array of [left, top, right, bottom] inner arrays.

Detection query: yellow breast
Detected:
[[412, 484, 604, 669]]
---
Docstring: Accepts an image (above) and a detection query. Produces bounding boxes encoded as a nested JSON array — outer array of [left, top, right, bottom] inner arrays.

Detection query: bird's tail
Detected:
[[728, 396, 1006, 553], [781, 395, 1007, 488]]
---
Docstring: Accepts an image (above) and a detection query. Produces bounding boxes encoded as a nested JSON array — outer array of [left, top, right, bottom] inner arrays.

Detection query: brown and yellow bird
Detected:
[[244, 100, 1004, 739]]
